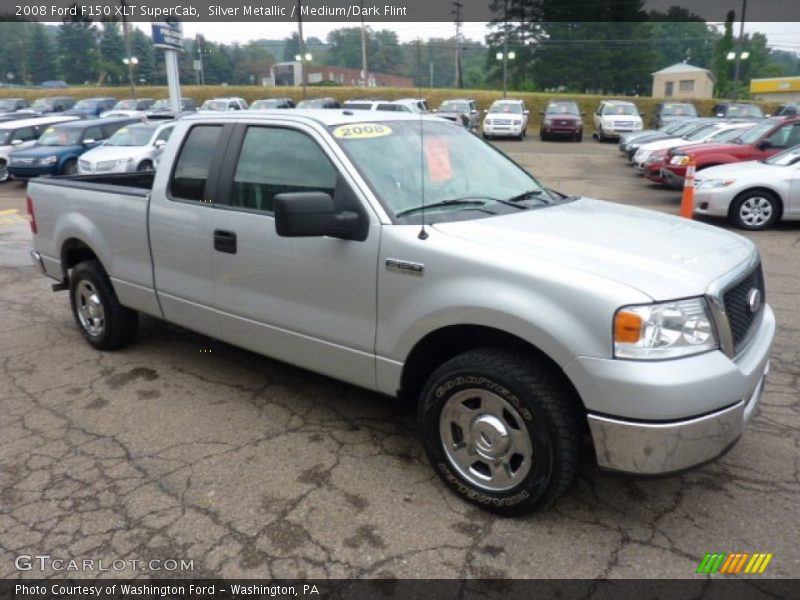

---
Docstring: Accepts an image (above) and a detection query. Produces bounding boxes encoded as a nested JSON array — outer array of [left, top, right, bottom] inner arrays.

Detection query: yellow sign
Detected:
[[750, 77, 800, 94], [332, 123, 392, 139]]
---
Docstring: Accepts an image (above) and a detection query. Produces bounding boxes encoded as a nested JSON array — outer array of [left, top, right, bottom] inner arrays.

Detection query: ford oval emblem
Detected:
[[747, 288, 762, 313]]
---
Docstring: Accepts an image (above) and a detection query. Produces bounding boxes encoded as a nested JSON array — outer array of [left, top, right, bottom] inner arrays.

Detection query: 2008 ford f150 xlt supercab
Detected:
[[28, 111, 775, 516]]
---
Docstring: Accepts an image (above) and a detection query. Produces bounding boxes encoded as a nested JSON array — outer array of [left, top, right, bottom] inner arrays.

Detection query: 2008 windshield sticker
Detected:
[[332, 124, 392, 139]]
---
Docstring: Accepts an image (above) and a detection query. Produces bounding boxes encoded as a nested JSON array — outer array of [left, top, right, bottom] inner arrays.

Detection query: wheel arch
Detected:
[[398, 324, 588, 426], [729, 186, 785, 220], [61, 237, 101, 279]]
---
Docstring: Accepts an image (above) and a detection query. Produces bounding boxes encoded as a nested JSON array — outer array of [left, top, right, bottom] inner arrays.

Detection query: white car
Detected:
[[78, 122, 175, 174], [694, 144, 800, 230], [632, 122, 755, 170], [593, 100, 643, 141], [342, 99, 419, 113], [199, 97, 249, 111], [0, 115, 80, 183], [482, 99, 529, 140]]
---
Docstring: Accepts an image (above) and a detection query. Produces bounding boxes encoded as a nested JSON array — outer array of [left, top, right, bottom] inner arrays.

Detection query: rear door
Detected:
[[209, 121, 380, 389], [149, 122, 231, 337]]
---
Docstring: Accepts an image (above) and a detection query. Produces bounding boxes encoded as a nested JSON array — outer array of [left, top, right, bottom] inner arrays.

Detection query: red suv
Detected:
[[660, 117, 800, 188], [540, 100, 584, 141]]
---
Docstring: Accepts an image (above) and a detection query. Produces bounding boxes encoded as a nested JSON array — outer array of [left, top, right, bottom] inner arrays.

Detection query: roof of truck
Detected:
[[181, 109, 446, 128]]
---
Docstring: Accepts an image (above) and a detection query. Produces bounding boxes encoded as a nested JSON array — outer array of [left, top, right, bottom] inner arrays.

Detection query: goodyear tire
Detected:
[[69, 260, 138, 350], [419, 347, 581, 516]]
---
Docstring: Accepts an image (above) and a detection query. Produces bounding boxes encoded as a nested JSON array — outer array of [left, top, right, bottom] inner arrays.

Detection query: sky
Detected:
[[150, 21, 800, 53]]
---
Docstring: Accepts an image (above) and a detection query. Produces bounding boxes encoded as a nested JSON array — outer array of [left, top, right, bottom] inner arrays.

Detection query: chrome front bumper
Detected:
[[588, 362, 768, 475]]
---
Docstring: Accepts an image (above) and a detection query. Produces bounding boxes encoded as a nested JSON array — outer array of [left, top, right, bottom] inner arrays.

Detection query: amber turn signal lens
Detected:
[[614, 311, 643, 343]]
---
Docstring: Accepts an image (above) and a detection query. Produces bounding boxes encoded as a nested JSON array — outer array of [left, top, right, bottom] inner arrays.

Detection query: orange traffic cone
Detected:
[[680, 158, 696, 219]]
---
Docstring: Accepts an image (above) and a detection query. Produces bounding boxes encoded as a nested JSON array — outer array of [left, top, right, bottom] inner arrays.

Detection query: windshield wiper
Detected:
[[396, 199, 494, 217], [505, 189, 551, 204]]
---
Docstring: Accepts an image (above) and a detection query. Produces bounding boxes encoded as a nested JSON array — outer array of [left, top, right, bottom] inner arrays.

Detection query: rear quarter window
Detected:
[[170, 125, 224, 202]]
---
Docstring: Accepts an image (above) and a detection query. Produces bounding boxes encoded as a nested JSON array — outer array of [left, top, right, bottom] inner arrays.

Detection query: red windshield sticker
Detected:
[[424, 136, 453, 182]]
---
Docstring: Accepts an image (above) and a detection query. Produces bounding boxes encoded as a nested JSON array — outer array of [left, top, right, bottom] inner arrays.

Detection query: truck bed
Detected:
[[31, 172, 155, 196]]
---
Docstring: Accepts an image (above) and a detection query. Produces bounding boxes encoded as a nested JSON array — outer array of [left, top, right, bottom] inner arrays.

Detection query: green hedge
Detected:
[[1, 85, 782, 127]]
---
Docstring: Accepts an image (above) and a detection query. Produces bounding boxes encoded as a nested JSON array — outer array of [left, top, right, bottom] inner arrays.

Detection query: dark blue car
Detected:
[[65, 97, 118, 117], [8, 117, 141, 179]]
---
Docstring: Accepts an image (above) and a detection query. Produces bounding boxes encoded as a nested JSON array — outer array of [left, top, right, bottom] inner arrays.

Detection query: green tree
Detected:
[[130, 28, 156, 86], [98, 22, 126, 85], [28, 24, 57, 84], [58, 7, 97, 84]]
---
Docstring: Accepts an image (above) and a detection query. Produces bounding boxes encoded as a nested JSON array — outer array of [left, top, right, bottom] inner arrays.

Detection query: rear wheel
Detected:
[[0, 159, 8, 183], [62, 159, 78, 176], [418, 347, 581, 516], [69, 260, 138, 350], [575, 132, 583, 142], [730, 190, 781, 231]]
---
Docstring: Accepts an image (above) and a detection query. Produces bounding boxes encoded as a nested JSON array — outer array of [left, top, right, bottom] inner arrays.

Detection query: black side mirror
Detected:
[[756, 140, 772, 150], [274, 192, 363, 241]]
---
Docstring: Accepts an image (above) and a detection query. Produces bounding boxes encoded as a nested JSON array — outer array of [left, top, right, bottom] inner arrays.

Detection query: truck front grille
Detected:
[[723, 263, 765, 353]]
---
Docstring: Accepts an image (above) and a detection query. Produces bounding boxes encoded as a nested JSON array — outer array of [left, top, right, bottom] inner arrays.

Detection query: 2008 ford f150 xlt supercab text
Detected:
[[28, 111, 775, 516]]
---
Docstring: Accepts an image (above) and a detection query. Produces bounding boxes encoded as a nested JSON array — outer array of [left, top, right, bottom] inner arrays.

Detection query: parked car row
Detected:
[[618, 114, 800, 230]]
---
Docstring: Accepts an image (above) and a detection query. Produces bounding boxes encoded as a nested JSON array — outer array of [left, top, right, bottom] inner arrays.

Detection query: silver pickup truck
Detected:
[[28, 111, 775, 516]]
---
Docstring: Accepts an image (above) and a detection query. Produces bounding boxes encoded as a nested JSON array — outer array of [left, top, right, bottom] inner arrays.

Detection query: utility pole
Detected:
[[502, 0, 508, 99], [430, 62, 434, 88], [453, 0, 462, 89], [732, 0, 748, 99], [195, 34, 205, 85], [120, 0, 136, 99], [360, 0, 368, 87], [297, 0, 307, 97]]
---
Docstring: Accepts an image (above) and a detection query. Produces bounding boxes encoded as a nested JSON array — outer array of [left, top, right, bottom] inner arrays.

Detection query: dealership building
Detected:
[[749, 76, 800, 103], [265, 62, 414, 88]]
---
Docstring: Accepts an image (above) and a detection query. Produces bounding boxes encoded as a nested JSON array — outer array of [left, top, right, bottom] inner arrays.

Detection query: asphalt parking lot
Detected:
[[1, 136, 798, 580]]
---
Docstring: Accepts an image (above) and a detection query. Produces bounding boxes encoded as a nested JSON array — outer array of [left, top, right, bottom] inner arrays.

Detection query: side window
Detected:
[[230, 127, 337, 213], [768, 123, 800, 148], [229, 102, 240, 110], [155, 126, 174, 143], [83, 126, 103, 142], [12, 127, 36, 141], [171, 125, 223, 202]]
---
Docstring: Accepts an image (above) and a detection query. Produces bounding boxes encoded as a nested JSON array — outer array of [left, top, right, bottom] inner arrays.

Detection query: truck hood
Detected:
[[11, 145, 80, 158], [431, 198, 755, 300], [681, 142, 742, 156], [695, 159, 776, 180]]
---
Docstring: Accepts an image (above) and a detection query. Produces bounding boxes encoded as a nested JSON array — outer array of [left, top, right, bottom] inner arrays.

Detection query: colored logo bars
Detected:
[[697, 552, 773, 574]]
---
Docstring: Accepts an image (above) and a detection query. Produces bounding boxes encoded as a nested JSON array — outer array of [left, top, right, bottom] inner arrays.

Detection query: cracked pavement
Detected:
[[1, 137, 798, 579]]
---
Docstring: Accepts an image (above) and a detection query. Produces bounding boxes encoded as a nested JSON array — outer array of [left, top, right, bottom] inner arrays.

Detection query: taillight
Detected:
[[26, 196, 37, 234]]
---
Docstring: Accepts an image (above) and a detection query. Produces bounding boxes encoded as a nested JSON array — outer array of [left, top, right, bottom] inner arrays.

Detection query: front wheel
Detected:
[[69, 260, 138, 350], [730, 190, 781, 230], [418, 348, 581, 516], [0, 159, 8, 183], [137, 160, 154, 172], [62, 159, 78, 176]]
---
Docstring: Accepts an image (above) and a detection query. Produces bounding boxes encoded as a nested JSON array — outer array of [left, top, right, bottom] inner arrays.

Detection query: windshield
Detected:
[[669, 120, 704, 134], [252, 100, 281, 109], [764, 144, 800, 166], [727, 104, 764, 118], [735, 120, 776, 144], [684, 124, 718, 141], [331, 120, 555, 223], [490, 103, 523, 114], [201, 100, 228, 111], [0, 100, 19, 110], [74, 100, 100, 110], [31, 99, 52, 109], [106, 126, 155, 146], [709, 126, 753, 143], [661, 104, 697, 117], [114, 100, 138, 110], [546, 103, 579, 115], [151, 99, 170, 110], [603, 104, 638, 116], [37, 127, 81, 146], [439, 101, 469, 113]]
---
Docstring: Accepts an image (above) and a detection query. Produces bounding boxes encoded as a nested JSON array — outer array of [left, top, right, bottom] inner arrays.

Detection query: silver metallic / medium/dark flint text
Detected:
[[14, 554, 194, 571]]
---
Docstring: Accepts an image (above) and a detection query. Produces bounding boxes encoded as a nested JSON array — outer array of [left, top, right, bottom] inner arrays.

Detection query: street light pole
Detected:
[[502, 0, 508, 99], [297, 0, 307, 97], [120, 0, 135, 99], [360, 0, 368, 87], [732, 0, 748, 99]]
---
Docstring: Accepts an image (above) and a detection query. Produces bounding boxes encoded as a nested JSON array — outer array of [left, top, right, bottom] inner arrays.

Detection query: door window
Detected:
[[229, 127, 337, 213], [170, 125, 223, 202], [155, 125, 174, 143], [11, 126, 36, 142], [82, 126, 103, 143], [766, 123, 800, 148]]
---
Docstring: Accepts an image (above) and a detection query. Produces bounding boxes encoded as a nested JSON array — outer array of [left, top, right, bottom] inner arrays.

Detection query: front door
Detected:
[[210, 123, 381, 389]]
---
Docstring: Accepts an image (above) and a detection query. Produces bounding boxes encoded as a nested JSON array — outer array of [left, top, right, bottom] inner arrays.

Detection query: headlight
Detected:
[[543, 118, 553, 126], [670, 155, 691, 166], [696, 179, 736, 189], [634, 122, 643, 130], [38, 156, 58, 165], [613, 297, 718, 360], [484, 119, 492, 126]]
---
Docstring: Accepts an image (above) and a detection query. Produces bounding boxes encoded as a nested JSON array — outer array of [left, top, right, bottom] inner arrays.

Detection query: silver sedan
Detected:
[[78, 122, 175, 174]]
